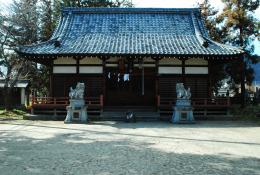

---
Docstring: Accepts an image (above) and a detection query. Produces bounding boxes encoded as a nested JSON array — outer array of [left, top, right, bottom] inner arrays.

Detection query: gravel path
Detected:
[[0, 120, 260, 175]]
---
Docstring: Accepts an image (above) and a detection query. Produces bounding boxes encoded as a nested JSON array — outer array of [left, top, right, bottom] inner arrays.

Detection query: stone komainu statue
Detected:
[[69, 82, 85, 99], [176, 83, 191, 100]]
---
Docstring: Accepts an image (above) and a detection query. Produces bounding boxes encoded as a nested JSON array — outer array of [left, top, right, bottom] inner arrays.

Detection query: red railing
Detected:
[[31, 95, 104, 108], [157, 95, 230, 108], [32, 97, 69, 105]]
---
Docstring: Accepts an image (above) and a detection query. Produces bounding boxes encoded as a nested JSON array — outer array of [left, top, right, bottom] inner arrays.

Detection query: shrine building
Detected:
[[17, 8, 244, 118]]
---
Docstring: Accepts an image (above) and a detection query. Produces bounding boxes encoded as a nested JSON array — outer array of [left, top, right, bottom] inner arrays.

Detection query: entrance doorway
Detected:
[[105, 67, 156, 106]]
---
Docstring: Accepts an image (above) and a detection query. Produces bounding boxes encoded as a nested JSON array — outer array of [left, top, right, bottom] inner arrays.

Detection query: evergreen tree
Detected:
[[81, 0, 133, 7], [40, 0, 54, 41], [199, 0, 224, 42], [199, 0, 259, 104], [0, 0, 41, 109], [9, 0, 39, 45], [219, 0, 259, 106], [219, 0, 259, 48], [199, 0, 229, 96]]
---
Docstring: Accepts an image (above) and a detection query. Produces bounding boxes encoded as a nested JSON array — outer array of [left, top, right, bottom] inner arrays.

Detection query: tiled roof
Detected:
[[17, 8, 243, 57]]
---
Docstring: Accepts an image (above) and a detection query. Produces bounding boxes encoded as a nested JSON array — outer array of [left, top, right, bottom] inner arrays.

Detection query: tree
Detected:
[[199, 0, 225, 42], [199, 0, 259, 105], [0, 0, 40, 110], [218, 0, 259, 107], [199, 0, 229, 96], [40, 0, 54, 41], [81, 0, 133, 7]]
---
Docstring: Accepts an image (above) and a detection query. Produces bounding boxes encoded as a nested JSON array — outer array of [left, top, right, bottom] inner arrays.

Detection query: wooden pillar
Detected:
[[49, 61, 54, 97], [76, 57, 79, 74], [182, 59, 186, 84], [20, 88, 25, 105], [240, 55, 246, 108], [155, 58, 159, 109], [102, 57, 107, 104], [155, 58, 159, 97], [208, 60, 212, 98]]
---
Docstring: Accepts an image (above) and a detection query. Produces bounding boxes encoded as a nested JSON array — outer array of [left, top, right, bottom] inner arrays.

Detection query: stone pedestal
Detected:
[[172, 99, 194, 124], [64, 99, 88, 123]]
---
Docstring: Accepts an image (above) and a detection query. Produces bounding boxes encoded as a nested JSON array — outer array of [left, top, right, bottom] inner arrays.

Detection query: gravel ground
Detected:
[[0, 120, 260, 175]]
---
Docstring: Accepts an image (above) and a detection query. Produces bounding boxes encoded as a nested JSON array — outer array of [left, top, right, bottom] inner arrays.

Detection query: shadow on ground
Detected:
[[1, 121, 260, 146], [0, 122, 260, 175]]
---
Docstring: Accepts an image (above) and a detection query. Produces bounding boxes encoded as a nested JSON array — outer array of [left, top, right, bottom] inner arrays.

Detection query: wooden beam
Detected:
[[182, 59, 185, 83]]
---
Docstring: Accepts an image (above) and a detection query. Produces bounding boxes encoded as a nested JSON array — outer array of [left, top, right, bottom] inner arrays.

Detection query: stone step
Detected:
[[103, 106, 156, 112], [101, 111, 160, 121]]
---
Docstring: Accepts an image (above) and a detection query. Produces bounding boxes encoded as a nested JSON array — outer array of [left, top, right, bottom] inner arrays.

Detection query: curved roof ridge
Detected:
[[51, 15, 64, 39], [58, 11, 73, 40], [196, 13, 210, 38], [190, 12, 208, 47], [62, 7, 200, 14], [206, 38, 244, 53], [17, 38, 58, 50]]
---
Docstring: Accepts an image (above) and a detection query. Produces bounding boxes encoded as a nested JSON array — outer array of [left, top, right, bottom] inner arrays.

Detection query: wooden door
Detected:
[[105, 67, 156, 106]]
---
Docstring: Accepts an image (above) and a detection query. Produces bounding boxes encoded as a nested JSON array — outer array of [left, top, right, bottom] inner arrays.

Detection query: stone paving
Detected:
[[0, 120, 260, 175]]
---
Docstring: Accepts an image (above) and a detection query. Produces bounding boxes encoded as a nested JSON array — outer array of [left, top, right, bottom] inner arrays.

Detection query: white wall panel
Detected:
[[159, 67, 182, 74], [79, 66, 103, 74], [185, 67, 208, 74], [53, 66, 77, 74]]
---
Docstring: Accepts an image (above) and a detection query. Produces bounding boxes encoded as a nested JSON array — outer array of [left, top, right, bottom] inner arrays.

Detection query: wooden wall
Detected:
[[158, 75, 208, 98], [158, 76, 182, 97], [158, 57, 209, 98], [52, 75, 103, 97], [51, 56, 210, 100]]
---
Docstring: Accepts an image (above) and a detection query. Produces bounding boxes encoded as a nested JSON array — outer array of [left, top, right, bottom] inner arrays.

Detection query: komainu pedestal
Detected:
[[64, 82, 88, 123], [172, 83, 194, 124], [172, 99, 194, 124]]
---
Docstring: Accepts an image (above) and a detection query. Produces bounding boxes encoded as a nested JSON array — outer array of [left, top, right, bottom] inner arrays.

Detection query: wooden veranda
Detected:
[[30, 95, 231, 120]]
